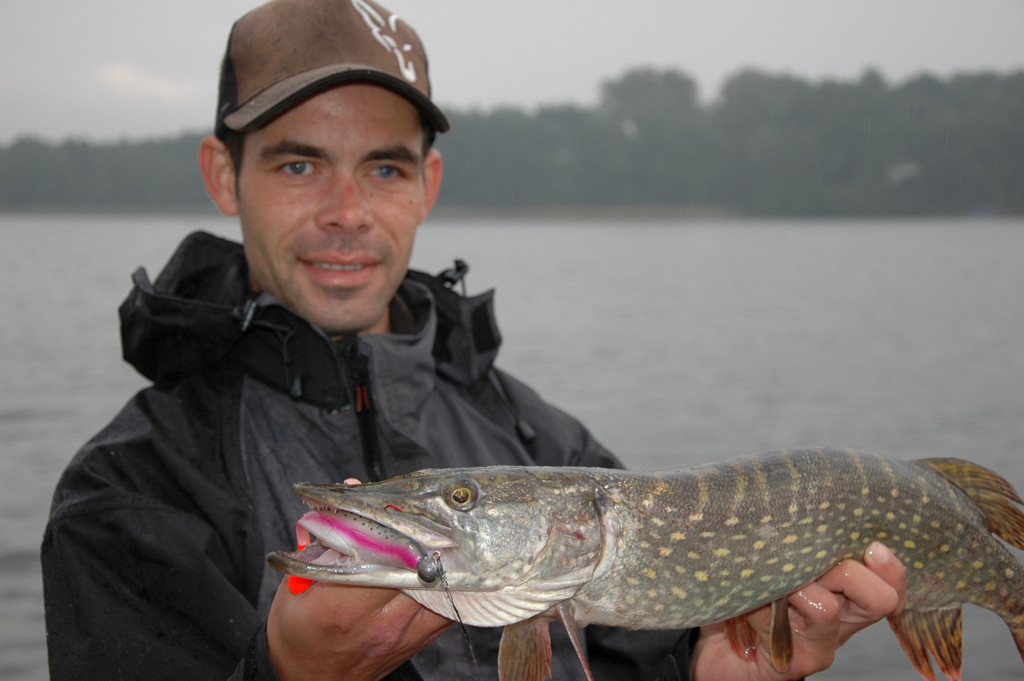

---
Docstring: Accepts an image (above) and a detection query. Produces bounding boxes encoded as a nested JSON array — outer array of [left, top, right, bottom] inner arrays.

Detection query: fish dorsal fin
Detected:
[[888, 607, 963, 681], [497, 615, 552, 681], [919, 458, 1024, 549]]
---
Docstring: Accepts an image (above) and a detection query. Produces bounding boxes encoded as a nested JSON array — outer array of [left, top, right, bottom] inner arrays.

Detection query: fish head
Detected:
[[267, 466, 617, 625]]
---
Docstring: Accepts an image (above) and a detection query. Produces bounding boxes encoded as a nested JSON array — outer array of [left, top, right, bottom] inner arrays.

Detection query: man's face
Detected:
[[230, 84, 442, 336]]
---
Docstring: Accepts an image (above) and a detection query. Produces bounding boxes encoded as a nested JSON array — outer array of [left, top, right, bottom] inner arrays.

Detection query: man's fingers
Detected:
[[818, 551, 903, 620], [788, 582, 842, 631], [863, 542, 907, 614], [357, 590, 451, 659], [806, 542, 905, 647]]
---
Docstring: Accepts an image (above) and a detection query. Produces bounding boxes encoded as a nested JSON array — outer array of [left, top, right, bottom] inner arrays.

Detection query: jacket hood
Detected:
[[118, 231, 502, 408]]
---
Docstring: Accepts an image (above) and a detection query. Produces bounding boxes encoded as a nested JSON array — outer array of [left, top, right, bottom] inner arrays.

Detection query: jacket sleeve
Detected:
[[225, 626, 425, 681], [226, 625, 279, 681], [42, 382, 265, 681]]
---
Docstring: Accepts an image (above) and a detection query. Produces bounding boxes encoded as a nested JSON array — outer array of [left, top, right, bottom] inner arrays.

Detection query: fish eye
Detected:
[[444, 480, 478, 510]]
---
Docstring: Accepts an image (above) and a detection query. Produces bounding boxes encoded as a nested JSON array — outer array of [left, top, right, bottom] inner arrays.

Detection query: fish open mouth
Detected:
[[273, 506, 426, 576], [267, 484, 460, 587]]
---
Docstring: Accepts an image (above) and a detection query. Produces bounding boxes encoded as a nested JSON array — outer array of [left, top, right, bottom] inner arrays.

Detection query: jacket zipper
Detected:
[[342, 340, 386, 482]]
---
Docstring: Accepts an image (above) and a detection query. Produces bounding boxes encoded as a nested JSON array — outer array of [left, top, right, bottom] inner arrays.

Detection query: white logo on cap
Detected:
[[351, 0, 417, 83]]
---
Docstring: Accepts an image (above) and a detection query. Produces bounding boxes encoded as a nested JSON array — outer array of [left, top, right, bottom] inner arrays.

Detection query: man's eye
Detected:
[[283, 161, 312, 175], [375, 165, 400, 180]]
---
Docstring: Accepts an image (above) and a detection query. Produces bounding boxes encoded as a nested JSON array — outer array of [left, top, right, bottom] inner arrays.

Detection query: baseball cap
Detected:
[[215, 0, 449, 139]]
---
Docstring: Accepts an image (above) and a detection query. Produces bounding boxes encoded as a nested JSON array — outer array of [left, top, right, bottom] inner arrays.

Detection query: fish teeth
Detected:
[[311, 547, 346, 566]]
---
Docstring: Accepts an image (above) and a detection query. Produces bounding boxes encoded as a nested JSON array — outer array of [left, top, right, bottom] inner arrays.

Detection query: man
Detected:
[[41, 1, 905, 680]]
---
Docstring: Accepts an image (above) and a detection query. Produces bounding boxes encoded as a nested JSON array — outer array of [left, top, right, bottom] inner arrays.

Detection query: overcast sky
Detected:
[[2, 0, 1022, 144]]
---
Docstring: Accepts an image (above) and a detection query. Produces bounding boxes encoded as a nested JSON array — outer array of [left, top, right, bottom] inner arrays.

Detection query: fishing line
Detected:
[[432, 551, 483, 681]]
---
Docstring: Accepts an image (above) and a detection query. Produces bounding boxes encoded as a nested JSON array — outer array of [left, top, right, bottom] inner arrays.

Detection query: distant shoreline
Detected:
[[0, 203, 734, 219], [4, 204, 1020, 220], [430, 203, 740, 221]]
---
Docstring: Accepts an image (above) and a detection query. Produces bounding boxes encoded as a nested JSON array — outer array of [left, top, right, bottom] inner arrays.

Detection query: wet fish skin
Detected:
[[268, 449, 1024, 681], [572, 451, 1023, 629]]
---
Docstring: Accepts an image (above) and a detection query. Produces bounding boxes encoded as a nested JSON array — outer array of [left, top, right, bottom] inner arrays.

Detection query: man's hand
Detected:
[[692, 542, 907, 681], [266, 579, 452, 681]]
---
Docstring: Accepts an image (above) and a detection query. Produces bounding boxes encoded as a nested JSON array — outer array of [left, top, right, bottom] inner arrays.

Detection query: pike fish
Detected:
[[268, 449, 1024, 681]]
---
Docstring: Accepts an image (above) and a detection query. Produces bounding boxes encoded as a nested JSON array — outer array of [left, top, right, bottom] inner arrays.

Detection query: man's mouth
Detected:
[[313, 262, 366, 271], [301, 257, 379, 287]]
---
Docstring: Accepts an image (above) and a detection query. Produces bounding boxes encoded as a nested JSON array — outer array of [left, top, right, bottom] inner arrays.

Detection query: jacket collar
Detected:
[[119, 231, 502, 409]]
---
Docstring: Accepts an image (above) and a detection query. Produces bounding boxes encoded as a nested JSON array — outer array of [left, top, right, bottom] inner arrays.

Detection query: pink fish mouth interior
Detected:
[[291, 508, 424, 573]]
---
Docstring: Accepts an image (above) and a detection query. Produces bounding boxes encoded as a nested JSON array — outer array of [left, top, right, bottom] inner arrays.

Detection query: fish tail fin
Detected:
[[887, 607, 963, 681], [1008, 612, 1024, 668], [921, 458, 1024, 670], [919, 458, 1024, 549]]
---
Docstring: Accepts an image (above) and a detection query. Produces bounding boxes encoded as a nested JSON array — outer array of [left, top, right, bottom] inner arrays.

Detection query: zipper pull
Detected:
[[339, 338, 386, 482], [345, 344, 372, 413], [356, 382, 371, 413]]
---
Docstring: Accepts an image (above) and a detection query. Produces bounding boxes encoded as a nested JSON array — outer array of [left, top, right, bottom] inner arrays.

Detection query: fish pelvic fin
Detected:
[[919, 458, 1024, 549], [888, 607, 963, 681], [721, 598, 793, 672], [768, 597, 794, 673], [723, 616, 758, 661], [498, 616, 552, 681]]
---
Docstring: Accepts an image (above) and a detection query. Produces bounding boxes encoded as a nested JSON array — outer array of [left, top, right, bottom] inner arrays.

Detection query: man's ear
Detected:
[[198, 135, 239, 216], [421, 148, 444, 215]]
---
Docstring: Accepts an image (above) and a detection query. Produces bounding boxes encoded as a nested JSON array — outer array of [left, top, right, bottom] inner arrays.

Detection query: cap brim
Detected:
[[222, 64, 450, 134]]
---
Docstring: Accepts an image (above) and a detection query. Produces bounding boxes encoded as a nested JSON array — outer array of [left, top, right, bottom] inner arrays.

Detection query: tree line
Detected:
[[2, 67, 1022, 216]]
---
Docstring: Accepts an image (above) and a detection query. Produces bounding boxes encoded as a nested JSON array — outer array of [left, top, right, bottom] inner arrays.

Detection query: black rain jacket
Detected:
[[41, 231, 692, 681]]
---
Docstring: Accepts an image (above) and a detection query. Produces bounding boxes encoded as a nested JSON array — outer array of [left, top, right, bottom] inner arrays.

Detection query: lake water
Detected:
[[2, 213, 1023, 679]]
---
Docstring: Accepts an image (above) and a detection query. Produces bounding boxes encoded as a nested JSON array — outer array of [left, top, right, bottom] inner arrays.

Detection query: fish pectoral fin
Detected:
[[497, 604, 596, 681], [768, 597, 793, 673], [553, 601, 596, 681], [888, 607, 963, 681], [498, 615, 553, 681]]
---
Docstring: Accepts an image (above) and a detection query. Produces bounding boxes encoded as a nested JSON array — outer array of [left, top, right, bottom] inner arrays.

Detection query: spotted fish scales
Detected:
[[269, 449, 1024, 681], [581, 451, 1021, 629]]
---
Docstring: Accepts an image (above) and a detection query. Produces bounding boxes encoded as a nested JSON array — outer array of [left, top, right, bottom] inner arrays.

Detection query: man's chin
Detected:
[[306, 307, 389, 337], [285, 277, 396, 336]]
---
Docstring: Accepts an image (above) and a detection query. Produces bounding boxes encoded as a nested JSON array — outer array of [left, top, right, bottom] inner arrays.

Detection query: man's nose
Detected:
[[314, 172, 370, 232]]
